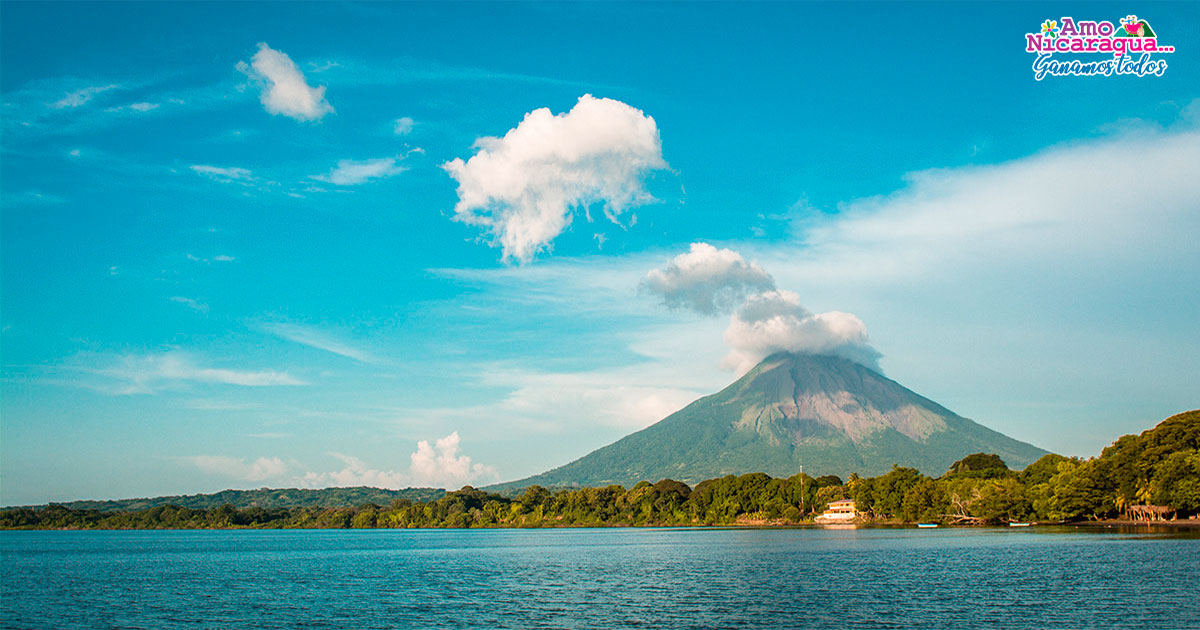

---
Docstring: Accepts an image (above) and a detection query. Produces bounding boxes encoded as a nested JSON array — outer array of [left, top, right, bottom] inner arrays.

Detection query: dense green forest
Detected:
[[3, 410, 1196, 530]]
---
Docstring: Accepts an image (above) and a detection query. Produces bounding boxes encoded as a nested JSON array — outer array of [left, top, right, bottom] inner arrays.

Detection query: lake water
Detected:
[[2, 527, 1197, 629]]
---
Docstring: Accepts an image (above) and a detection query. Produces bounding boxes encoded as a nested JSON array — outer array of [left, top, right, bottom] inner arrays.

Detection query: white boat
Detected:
[[1009, 522, 1032, 527], [916, 523, 938, 528]]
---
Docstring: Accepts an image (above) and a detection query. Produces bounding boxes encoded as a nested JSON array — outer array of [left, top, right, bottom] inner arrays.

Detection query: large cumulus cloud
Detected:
[[443, 95, 667, 263]]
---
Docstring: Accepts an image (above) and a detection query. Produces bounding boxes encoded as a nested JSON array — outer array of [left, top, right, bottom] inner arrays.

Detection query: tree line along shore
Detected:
[[2, 410, 1196, 531]]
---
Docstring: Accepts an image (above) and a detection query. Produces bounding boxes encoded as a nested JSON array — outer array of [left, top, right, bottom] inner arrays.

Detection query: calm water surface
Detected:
[[2, 527, 1197, 629]]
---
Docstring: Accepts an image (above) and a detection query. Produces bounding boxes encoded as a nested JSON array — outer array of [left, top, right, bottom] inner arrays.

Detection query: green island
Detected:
[[3, 410, 1196, 530]]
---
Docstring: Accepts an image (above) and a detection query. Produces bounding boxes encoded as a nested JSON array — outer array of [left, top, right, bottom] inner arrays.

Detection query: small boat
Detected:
[[916, 523, 938, 528], [1009, 522, 1032, 527]]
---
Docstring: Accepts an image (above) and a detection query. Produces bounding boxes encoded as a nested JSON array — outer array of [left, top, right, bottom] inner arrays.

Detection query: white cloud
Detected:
[[298, 433, 497, 490], [640, 242, 776, 315], [479, 373, 702, 432], [260, 322, 377, 363], [393, 116, 415, 135], [443, 94, 668, 263], [181, 455, 289, 482], [395, 349, 716, 438], [105, 102, 159, 113], [92, 352, 306, 394], [409, 432, 497, 488], [190, 164, 255, 184], [635, 242, 877, 374], [4, 191, 66, 205], [776, 127, 1200, 286], [51, 84, 119, 109], [237, 43, 333, 122], [299, 453, 409, 489], [169, 296, 209, 313], [721, 290, 881, 374], [184, 253, 235, 264], [312, 157, 406, 186]]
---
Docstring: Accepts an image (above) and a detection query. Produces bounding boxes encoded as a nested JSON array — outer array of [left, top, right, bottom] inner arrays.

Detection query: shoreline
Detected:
[[1071, 518, 1200, 529], [5, 519, 1200, 532]]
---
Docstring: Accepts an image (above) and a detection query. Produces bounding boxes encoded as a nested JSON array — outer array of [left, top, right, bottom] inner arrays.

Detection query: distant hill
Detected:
[[13, 486, 446, 512], [491, 352, 1047, 491]]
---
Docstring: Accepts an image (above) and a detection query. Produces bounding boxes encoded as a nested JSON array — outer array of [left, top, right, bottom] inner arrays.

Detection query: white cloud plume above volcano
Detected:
[[642, 243, 881, 374], [721, 290, 880, 374], [640, 242, 775, 315]]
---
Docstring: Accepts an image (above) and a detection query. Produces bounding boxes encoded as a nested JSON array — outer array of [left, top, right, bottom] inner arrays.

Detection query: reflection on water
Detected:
[[2, 527, 1197, 629]]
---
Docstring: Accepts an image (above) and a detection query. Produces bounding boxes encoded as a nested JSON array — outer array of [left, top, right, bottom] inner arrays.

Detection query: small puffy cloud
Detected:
[[94, 352, 306, 394], [409, 432, 497, 488], [312, 157, 406, 186], [443, 94, 667, 263], [181, 455, 289, 482], [722, 290, 881, 374], [393, 116, 415, 135], [640, 242, 775, 315], [51, 85, 119, 109], [237, 43, 333, 121], [298, 433, 497, 490]]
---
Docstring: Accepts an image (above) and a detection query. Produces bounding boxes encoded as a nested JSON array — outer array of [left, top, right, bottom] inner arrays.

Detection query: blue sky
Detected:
[[2, 2, 1198, 505]]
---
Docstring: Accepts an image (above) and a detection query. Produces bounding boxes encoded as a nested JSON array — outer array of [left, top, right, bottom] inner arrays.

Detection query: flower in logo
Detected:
[[1041, 19, 1060, 39], [1120, 15, 1142, 36]]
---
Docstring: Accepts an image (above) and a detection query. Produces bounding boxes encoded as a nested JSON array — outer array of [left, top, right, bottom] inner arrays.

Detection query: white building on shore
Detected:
[[815, 499, 858, 524]]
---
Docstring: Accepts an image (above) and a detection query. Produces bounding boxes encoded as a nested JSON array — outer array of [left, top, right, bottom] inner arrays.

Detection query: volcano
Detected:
[[492, 352, 1047, 490]]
